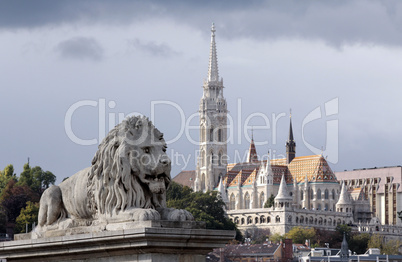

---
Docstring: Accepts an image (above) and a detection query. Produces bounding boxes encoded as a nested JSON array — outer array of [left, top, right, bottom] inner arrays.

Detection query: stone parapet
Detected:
[[0, 221, 235, 262]]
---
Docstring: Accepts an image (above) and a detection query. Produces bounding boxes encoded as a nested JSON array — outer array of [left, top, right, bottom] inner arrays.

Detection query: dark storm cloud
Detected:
[[2, 0, 402, 47], [128, 39, 179, 57], [55, 37, 103, 61]]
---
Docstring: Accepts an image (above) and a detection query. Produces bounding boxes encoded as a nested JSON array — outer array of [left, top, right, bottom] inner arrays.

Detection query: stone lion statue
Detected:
[[36, 116, 193, 234]]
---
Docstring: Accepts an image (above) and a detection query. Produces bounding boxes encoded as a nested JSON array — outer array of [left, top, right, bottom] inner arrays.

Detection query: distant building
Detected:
[[206, 239, 291, 262], [173, 24, 402, 237], [336, 166, 402, 226]]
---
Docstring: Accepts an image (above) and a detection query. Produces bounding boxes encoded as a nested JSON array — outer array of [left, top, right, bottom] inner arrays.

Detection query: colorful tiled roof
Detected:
[[225, 155, 336, 188]]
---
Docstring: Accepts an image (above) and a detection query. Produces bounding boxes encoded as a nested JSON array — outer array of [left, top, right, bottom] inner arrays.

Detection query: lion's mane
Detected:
[[87, 116, 169, 217]]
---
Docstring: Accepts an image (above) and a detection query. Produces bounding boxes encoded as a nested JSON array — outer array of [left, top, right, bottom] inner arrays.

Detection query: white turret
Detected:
[[336, 181, 353, 213], [275, 173, 293, 209]]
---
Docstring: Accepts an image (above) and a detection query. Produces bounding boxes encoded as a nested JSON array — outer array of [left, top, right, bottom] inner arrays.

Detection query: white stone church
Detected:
[[174, 24, 402, 237]]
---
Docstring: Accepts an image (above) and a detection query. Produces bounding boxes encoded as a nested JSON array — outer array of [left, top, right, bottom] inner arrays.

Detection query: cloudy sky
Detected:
[[1, 0, 402, 183]]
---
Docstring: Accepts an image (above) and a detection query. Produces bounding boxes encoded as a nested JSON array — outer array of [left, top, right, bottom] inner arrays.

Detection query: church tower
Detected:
[[195, 23, 228, 192], [286, 113, 296, 164]]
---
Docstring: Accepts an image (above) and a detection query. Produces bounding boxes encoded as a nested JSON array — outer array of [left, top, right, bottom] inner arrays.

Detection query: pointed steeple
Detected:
[[340, 233, 349, 258], [275, 173, 292, 201], [247, 137, 258, 163], [207, 23, 219, 82], [286, 110, 296, 164]]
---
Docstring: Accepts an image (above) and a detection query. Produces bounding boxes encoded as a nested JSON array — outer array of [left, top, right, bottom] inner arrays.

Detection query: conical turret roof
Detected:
[[275, 173, 292, 201], [336, 181, 352, 205]]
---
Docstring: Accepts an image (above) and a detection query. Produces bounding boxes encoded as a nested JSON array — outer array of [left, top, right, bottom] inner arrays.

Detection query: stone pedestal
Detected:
[[0, 221, 235, 262]]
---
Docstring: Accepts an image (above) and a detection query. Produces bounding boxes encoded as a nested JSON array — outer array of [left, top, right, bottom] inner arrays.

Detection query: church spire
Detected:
[[286, 110, 296, 164], [207, 23, 219, 82], [247, 136, 258, 163]]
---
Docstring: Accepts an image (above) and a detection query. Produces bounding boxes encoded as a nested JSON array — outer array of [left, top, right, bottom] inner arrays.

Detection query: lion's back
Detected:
[[59, 167, 93, 219]]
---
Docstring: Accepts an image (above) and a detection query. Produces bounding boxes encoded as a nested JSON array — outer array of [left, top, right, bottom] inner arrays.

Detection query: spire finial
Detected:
[[207, 23, 219, 82], [290, 108, 292, 118], [251, 126, 254, 140]]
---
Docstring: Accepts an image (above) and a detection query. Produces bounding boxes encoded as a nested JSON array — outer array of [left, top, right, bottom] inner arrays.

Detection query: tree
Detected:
[[285, 226, 315, 244], [382, 239, 401, 255], [368, 234, 383, 249], [166, 181, 242, 241], [269, 232, 283, 243], [336, 224, 352, 243], [349, 233, 370, 254], [368, 234, 401, 255], [0, 164, 16, 194], [15, 201, 39, 234], [264, 194, 275, 208], [0, 180, 38, 224], [18, 164, 56, 195]]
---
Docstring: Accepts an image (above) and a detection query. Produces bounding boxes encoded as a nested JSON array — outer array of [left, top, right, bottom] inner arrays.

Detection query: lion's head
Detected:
[[87, 116, 171, 216]]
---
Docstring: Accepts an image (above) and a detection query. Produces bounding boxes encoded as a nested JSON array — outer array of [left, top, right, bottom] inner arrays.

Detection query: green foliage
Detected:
[[0, 179, 38, 223], [269, 232, 283, 243], [368, 234, 383, 249], [264, 194, 275, 208], [0, 164, 16, 194], [349, 233, 370, 254], [18, 163, 56, 195], [336, 224, 352, 243], [285, 226, 315, 244], [382, 239, 401, 255], [15, 201, 39, 233], [166, 181, 242, 241], [368, 234, 401, 255]]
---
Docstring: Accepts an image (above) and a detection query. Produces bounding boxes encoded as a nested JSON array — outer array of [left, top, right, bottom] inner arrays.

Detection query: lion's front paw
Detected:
[[167, 209, 194, 221], [131, 208, 161, 221]]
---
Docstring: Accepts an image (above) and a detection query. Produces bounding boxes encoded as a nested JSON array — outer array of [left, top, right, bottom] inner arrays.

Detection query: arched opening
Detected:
[[244, 192, 250, 209], [218, 152, 222, 166], [218, 128, 222, 142], [276, 216, 280, 223], [325, 189, 329, 199], [301, 190, 304, 200], [332, 189, 336, 200], [209, 127, 214, 142], [229, 193, 236, 210], [201, 173, 206, 192], [310, 189, 314, 199], [260, 192, 265, 208], [317, 189, 322, 200], [255, 217, 259, 224], [260, 216, 266, 223], [247, 216, 252, 225]]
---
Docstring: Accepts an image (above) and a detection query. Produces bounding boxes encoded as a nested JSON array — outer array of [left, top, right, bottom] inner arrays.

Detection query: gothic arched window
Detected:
[[209, 127, 214, 142], [229, 193, 236, 210], [218, 128, 222, 142], [218, 152, 222, 166], [317, 189, 322, 200], [324, 189, 329, 199], [244, 192, 250, 209], [310, 189, 314, 199], [260, 192, 265, 208], [332, 189, 336, 200]]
